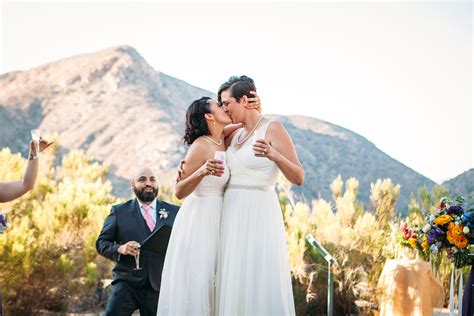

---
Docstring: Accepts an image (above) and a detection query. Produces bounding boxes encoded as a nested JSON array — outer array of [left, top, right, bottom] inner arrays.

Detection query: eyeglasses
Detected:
[[218, 101, 231, 108]]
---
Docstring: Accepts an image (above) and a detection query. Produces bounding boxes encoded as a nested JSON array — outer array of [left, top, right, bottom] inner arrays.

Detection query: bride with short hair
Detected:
[[216, 75, 304, 315]]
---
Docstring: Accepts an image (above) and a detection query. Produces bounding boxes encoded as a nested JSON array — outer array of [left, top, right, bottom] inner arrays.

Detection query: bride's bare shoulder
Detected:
[[266, 120, 289, 140], [187, 137, 214, 155]]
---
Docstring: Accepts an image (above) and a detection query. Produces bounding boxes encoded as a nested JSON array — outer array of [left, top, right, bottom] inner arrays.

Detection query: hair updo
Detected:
[[183, 96, 212, 146]]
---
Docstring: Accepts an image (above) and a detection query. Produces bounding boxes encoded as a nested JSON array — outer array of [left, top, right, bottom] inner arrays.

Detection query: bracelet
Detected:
[[29, 153, 38, 160]]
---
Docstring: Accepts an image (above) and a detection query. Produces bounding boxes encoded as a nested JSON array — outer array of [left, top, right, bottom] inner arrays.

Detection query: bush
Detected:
[[0, 148, 118, 314], [283, 175, 400, 315]]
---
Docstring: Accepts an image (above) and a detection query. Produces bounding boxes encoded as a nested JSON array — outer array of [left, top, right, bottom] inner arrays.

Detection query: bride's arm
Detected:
[[175, 141, 224, 199], [223, 124, 242, 138], [224, 128, 241, 149], [253, 121, 304, 186]]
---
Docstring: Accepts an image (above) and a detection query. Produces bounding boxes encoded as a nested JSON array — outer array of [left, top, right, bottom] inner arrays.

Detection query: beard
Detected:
[[133, 185, 158, 202]]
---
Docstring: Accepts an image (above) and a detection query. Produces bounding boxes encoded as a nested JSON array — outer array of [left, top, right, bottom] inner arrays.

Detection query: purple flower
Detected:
[[0, 214, 5, 226], [447, 205, 463, 216], [427, 227, 443, 244]]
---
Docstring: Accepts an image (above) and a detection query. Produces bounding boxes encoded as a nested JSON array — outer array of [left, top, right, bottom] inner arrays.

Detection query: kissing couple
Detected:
[[157, 75, 304, 315]]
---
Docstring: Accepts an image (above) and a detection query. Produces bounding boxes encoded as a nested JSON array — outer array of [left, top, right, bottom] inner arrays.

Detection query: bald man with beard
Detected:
[[96, 166, 179, 316]]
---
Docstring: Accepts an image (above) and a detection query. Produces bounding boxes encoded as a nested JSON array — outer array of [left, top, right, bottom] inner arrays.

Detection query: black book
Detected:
[[140, 223, 173, 254]]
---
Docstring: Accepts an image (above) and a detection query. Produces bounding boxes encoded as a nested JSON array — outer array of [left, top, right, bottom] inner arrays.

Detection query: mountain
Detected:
[[442, 168, 474, 197], [270, 115, 435, 209], [0, 46, 211, 195], [0, 45, 435, 211]]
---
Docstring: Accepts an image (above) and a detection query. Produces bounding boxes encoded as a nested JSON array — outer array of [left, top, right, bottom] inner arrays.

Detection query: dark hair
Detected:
[[217, 75, 256, 103], [183, 97, 212, 146]]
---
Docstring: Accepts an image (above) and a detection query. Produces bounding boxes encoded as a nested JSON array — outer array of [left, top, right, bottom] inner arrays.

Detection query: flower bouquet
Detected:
[[398, 222, 426, 258], [417, 196, 474, 268], [399, 222, 418, 248]]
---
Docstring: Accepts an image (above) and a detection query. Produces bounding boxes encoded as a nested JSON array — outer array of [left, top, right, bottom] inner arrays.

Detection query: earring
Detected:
[[213, 121, 216, 125]]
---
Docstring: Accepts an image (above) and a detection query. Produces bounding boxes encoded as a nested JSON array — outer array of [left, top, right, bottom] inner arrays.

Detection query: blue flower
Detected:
[[430, 244, 439, 254], [461, 212, 474, 227]]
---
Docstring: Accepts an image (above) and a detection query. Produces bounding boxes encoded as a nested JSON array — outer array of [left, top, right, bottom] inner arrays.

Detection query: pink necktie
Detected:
[[142, 204, 156, 231]]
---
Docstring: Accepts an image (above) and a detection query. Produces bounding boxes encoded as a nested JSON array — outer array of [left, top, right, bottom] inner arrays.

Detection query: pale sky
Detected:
[[1, 0, 472, 183]]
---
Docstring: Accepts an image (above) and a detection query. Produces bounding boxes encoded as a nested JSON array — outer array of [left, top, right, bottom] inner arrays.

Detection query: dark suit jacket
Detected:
[[96, 198, 179, 291]]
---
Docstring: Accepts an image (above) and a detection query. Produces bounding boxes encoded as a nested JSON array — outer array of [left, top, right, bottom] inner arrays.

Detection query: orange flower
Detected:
[[453, 225, 464, 236], [434, 214, 452, 225], [454, 236, 468, 249], [447, 230, 455, 245]]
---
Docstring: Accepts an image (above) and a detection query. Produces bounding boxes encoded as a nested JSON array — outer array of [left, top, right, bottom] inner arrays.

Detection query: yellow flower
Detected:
[[434, 214, 452, 225], [408, 237, 417, 248], [421, 237, 428, 250]]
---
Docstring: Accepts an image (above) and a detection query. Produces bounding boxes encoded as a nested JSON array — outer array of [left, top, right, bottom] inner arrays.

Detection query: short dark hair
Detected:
[[183, 97, 212, 146], [217, 75, 256, 103]]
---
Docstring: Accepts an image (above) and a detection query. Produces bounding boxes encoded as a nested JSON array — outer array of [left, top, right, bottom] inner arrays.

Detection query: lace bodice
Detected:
[[192, 162, 230, 196]]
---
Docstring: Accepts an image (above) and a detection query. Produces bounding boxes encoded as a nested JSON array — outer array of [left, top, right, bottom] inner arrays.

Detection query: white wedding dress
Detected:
[[157, 162, 229, 315], [216, 120, 296, 315]]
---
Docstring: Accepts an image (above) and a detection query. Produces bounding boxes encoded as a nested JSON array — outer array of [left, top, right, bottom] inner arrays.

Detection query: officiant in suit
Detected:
[[96, 166, 179, 316]]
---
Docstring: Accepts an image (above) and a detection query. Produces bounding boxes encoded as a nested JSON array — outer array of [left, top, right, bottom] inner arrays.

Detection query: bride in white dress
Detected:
[[156, 97, 230, 315], [157, 94, 261, 315], [216, 76, 305, 315]]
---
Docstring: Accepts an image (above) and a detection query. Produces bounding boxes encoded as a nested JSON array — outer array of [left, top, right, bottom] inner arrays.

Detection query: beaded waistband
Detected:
[[226, 184, 274, 191], [192, 192, 224, 197]]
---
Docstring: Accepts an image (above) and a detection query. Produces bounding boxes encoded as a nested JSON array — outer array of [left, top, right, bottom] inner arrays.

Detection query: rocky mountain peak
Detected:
[[0, 46, 436, 209]]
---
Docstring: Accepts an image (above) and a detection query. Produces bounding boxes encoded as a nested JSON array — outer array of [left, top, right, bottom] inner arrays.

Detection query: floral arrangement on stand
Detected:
[[399, 222, 423, 254], [400, 196, 474, 268]]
